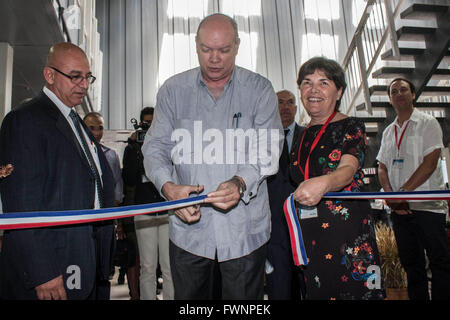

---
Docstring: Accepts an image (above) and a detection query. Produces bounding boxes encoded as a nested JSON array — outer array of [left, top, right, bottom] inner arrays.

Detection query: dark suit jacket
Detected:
[[266, 123, 304, 299], [0, 91, 115, 300], [267, 123, 304, 246]]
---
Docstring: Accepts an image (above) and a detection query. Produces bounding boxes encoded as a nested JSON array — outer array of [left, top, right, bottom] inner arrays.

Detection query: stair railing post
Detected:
[[384, 0, 400, 59], [356, 34, 373, 115]]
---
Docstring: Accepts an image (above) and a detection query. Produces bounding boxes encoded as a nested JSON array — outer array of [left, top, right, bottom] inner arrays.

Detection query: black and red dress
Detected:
[[289, 117, 384, 300]]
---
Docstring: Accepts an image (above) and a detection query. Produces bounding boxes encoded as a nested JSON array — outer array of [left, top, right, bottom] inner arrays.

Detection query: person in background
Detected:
[[289, 56, 384, 300], [266, 90, 305, 300], [84, 112, 123, 206], [83, 112, 124, 298], [377, 77, 450, 300], [123, 107, 174, 300]]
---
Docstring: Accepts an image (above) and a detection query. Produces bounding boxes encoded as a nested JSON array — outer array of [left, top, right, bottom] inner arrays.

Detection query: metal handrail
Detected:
[[55, 0, 72, 43], [341, 0, 405, 116]]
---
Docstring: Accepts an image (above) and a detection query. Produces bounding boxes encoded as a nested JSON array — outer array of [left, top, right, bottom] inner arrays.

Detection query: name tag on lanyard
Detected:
[[298, 205, 318, 220], [392, 158, 404, 169]]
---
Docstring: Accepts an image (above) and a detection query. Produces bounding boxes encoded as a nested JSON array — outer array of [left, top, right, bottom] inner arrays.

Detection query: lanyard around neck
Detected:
[[394, 120, 410, 152], [297, 111, 337, 180]]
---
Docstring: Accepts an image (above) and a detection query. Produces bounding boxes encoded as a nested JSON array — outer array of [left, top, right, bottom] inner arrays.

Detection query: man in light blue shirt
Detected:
[[142, 13, 283, 299]]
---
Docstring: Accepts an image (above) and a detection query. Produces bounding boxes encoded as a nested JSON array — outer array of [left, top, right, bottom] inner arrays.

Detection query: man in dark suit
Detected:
[[266, 90, 305, 300], [0, 42, 115, 300]]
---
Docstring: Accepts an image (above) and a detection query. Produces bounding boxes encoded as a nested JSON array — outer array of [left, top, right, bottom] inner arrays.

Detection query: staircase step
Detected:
[[397, 26, 436, 42], [372, 67, 450, 80], [400, 3, 449, 20], [360, 101, 450, 112], [358, 117, 387, 123], [381, 47, 450, 62], [370, 85, 450, 97]]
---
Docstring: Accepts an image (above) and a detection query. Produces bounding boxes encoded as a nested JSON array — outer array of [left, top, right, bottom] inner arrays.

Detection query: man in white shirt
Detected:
[[377, 77, 450, 300]]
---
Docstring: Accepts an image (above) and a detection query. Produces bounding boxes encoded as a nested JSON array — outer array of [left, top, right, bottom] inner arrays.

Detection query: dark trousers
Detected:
[[391, 210, 450, 300], [266, 242, 305, 300], [169, 241, 267, 300]]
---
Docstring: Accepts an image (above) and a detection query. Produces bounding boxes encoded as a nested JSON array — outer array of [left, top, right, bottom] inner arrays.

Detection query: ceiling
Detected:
[[0, 0, 65, 108]]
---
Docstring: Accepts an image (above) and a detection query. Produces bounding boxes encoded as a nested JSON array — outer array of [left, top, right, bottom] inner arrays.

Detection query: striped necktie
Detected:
[[69, 110, 105, 208]]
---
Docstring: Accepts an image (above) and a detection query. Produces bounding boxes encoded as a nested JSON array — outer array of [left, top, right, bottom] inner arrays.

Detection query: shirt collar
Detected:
[[285, 121, 296, 135], [394, 108, 419, 128], [43, 86, 73, 119], [198, 66, 237, 89]]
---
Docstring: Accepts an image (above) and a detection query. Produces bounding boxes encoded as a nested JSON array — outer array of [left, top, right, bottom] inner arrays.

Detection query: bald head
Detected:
[[196, 13, 239, 44], [46, 42, 89, 68]]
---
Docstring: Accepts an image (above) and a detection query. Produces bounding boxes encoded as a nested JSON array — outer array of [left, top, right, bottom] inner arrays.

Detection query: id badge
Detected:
[[392, 159, 404, 169], [298, 205, 318, 220]]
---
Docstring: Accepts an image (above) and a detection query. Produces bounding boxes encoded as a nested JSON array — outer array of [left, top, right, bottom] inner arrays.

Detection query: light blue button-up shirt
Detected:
[[142, 66, 283, 261]]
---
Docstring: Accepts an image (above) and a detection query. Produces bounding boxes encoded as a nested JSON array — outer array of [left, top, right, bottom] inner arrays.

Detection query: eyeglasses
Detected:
[[49, 66, 96, 85]]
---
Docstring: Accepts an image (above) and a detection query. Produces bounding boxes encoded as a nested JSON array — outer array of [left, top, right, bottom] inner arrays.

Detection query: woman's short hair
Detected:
[[297, 56, 347, 110]]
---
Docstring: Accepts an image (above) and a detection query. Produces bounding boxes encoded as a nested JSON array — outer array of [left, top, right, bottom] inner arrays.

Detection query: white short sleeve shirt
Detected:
[[377, 108, 447, 213]]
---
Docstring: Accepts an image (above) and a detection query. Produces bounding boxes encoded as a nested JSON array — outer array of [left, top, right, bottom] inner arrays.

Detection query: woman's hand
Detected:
[[293, 154, 359, 207], [293, 176, 329, 207], [0, 164, 13, 178]]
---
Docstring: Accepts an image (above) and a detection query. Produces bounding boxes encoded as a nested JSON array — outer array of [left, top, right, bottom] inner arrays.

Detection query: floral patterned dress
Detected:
[[289, 117, 384, 300]]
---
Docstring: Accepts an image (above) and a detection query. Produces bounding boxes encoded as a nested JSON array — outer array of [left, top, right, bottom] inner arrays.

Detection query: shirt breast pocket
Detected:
[[405, 136, 422, 159]]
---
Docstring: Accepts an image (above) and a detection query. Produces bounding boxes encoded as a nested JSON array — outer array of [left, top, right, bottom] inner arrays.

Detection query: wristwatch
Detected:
[[231, 176, 246, 198]]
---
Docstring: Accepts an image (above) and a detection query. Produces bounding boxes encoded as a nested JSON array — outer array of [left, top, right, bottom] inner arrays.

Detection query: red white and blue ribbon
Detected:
[[283, 189, 450, 266], [283, 194, 308, 266], [1, 190, 450, 233], [0, 195, 207, 230], [324, 190, 450, 201]]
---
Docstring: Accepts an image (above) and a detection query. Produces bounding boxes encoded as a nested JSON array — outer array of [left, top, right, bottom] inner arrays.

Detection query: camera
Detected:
[[130, 118, 150, 143]]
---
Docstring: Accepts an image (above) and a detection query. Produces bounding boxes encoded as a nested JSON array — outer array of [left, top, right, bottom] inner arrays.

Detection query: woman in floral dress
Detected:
[[289, 57, 384, 300]]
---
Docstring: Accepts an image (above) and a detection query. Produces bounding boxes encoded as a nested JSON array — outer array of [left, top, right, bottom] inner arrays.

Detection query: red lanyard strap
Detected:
[[394, 120, 410, 152], [297, 111, 337, 180]]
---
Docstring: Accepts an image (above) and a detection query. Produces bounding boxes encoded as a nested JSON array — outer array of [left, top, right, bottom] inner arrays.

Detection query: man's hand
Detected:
[[0, 164, 13, 178], [129, 131, 137, 141], [35, 275, 67, 300], [162, 182, 204, 223], [386, 200, 412, 215], [116, 222, 126, 240], [204, 176, 244, 211]]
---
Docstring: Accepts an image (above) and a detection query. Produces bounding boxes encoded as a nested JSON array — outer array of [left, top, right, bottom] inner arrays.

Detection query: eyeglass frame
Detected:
[[49, 66, 96, 85]]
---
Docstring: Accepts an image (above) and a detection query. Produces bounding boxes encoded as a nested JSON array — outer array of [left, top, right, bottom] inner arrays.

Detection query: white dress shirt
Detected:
[[377, 108, 447, 213]]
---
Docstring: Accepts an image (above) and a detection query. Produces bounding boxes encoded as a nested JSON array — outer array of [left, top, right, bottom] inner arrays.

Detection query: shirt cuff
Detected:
[[235, 167, 262, 204]]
